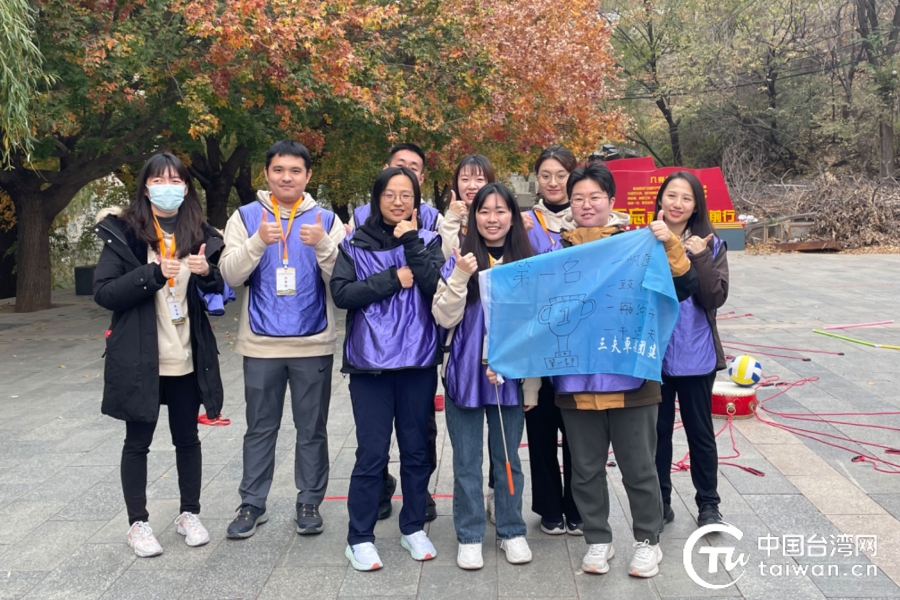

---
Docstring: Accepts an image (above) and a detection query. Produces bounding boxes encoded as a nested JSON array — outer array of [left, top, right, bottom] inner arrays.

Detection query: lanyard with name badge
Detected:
[[152, 215, 185, 325], [534, 210, 558, 248], [271, 196, 303, 296]]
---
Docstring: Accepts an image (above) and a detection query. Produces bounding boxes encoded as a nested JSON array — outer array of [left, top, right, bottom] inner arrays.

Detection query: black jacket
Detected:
[[93, 214, 225, 423], [330, 221, 445, 374]]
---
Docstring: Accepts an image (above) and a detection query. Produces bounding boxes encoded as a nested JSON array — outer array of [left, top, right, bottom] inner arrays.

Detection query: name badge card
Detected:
[[276, 267, 296, 296], [167, 294, 186, 325]]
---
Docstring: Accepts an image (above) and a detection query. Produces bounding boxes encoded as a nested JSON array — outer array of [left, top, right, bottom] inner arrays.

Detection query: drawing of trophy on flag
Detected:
[[538, 294, 596, 369]]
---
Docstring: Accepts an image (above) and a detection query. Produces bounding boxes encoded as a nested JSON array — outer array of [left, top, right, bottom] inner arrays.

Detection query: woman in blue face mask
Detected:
[[93, 152, 226, 558]]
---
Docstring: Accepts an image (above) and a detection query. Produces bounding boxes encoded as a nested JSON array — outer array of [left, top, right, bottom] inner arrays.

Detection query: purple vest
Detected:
[[354, 203, 440, 232], [525, 209, 561, 255], [343, 231, 439, 370], [441, 257, 520, 408], [662, 237, 722, 376], [238, 202, 334, 337], [553, 373, 645, 394]]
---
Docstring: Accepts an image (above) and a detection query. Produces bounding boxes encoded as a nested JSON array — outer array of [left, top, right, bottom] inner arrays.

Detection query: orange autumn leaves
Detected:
[[166, 0, 624, 169]]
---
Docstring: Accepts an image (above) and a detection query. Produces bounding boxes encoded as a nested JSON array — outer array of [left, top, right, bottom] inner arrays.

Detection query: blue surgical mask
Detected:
[[147, 184, 186, 212]]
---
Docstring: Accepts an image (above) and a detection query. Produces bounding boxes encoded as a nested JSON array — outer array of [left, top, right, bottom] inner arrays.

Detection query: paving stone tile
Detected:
[[417, 563, 497, 600], [0, 520, 105, 571], [51, 483, 123, 522], [0, 572, 48, 600], [99, 569, 200, 600], [338, 541, 422, 597], [0, 500, 67, 545], [496, 538, 575, 598], [258, 566, 347, 600], [178, 541, 282, 599], [22, 543, 134, 600]]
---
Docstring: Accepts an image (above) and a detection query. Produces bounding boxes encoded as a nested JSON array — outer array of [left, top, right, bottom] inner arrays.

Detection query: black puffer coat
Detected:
[[93, 213, 225, 422]]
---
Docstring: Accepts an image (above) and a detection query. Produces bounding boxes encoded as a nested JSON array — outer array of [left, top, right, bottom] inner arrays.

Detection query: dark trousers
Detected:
[[348, 368, 437, 545], [380, 374, 438, 487], [122, 373, 202, 525], [562, 404, 662, 545], [524, 378, 580, 522], [655, 373, 720, 509], [239, 356, 333, 509]]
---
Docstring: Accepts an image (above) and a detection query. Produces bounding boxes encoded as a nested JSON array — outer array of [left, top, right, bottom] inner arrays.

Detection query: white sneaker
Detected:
[[500, 536, 533, 564], [345, 542, 383, 571], [486, 492, 496, 525], [174, 512, 210, 547], [582, 543, 615, 574], [127, 521, 163, 558], [628, 540, 663, 578], [401, 530, 436, 561], [457, 543, 484, 570]]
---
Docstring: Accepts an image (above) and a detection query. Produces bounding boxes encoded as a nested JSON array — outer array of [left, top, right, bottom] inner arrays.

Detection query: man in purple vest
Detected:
[[347, 143, 441, 523], [349, 144, 443, 234], [219, 140, 346, 538]]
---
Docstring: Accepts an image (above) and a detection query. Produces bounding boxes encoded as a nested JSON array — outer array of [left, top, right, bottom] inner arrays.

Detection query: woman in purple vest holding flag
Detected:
[[331, 166, 445, 571], [433, 183, 540, 570], [652, 172, 729, 530], [555, 163, 697, 579]]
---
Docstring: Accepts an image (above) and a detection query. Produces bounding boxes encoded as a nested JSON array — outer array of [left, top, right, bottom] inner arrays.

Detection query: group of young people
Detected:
[[93, 139, 729, 580]]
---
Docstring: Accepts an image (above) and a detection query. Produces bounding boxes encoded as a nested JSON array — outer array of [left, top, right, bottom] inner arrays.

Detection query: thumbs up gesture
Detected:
[[258, 206, 282, 246], [300, 211, 327, 247], [188, 243, 210, 276], [649, 209, 672, 243], [452, 247, 479, 275], [393, 208, 419, 239], [684, 233, 715, 256]]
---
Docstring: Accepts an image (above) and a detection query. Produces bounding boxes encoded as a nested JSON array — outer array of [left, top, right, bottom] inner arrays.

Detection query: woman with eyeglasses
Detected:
[[555, 163, 697, 578], [520, 145, 583, 537], [331, 166, 445, 572]]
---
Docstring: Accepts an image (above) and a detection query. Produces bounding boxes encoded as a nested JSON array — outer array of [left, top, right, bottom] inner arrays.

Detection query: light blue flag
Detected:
[[479, 228, 681, 381]]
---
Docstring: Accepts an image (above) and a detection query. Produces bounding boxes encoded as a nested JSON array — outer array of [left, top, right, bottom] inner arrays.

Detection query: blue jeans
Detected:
[[445, 395, 526, 543]]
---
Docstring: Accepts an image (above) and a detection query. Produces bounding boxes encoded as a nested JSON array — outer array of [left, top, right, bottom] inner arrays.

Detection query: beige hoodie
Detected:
[[432, 256, 540, 406], [531, 198, 576, 235], [219, 190, 346, 358]]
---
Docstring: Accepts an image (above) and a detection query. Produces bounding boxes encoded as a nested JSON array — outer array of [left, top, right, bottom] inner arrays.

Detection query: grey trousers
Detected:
[[560, 403, 662, 545], [239, 355, 333, 508]]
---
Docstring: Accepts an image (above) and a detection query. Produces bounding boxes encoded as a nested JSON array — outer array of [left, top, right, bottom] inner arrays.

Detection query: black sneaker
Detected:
[[540, 518, 566, 535], [227, 503, 267, 539], [425, 493, 437, 522], [697, 505, 723, 527], [566, 520, 584, 536], [296, 502, 324, 535], [663, 504, 675, 524], [377, 474, 397, 521]]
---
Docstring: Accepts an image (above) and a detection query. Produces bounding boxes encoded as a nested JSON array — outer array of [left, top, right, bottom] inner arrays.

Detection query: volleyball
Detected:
[[727, 354, 763, 387]]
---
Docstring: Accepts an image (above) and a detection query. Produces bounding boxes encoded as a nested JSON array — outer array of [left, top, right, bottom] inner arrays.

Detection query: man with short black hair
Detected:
[[219, 140, 346, 538], [349, 143, 443, 232]]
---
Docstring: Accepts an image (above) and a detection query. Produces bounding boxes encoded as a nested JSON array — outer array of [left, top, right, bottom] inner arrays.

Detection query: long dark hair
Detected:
[[653, 171, 714, 239], [451, 154, 496, 202], [460, 183, 533, 304], [366, 166, 421, 227], [366, 167, 422, 229], [121, 152, 205, 258]]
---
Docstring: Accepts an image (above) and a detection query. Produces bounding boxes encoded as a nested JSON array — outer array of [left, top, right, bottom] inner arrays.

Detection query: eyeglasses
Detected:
[[538, 172, 569, 184], [570, 196, 610, 207], [381, 191, 414, 203]]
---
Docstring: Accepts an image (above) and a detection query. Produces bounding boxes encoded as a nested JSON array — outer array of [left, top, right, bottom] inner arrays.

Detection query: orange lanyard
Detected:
[[151, 214, 177, 289], [534, 210, 556, 246], [271, 195, 302, 267], [488, 254, 496, 267]]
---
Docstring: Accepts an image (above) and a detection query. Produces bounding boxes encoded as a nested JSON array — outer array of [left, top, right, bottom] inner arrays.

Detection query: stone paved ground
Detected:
[[1, 252, 900, 599]]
